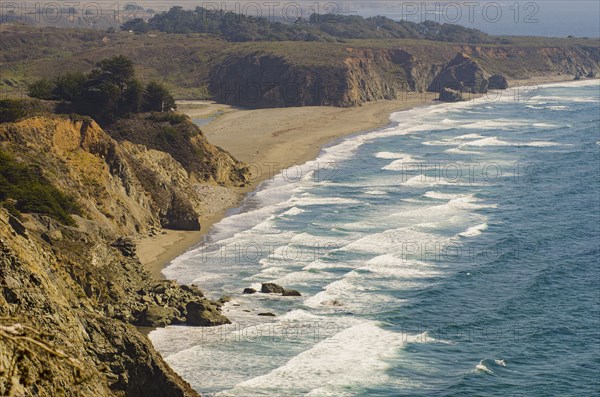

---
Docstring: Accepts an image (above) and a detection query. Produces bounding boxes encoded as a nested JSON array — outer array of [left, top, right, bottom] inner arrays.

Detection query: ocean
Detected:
[[150, 80, 600, 396]]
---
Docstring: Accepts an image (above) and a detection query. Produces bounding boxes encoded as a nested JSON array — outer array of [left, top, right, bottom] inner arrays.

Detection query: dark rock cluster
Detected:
[[428, 53, 511, 101], [428, 53, 489, 95], [244, 283, 302, 297], [111, 237, 137, 257], [131, 280, 230, 327], [488, 74, 509, 90], [440, 88, 464, 102]]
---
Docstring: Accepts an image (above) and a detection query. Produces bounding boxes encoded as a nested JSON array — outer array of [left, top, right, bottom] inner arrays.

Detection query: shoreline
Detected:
[[137, 75, 586, 279]]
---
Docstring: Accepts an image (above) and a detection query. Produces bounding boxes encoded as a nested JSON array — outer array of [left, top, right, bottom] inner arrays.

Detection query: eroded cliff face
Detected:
[[209, 51, 349, 108], [0, 209, 202, 397], [0, 115, 248, 235], [209, 45, 600, 107], [340, 48, 432, 105], [0, 113, 247, 396]]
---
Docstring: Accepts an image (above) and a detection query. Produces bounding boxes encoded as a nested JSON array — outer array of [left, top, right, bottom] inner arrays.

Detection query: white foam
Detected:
[[423, 191, 465, 200], [364, 190, 387, 195], [423, 133, 486, 147], [534, 95, 599, 103], [475, 360, 494, 375], [225, 321, 407, 396], [454, 133, 486, 140], [358, 255, 443, 279], [375, 151, 405, 159], [342, 227, 446, 255], [422, 139, 461, 146], [445, 147, 482, 155], [401, 198, 424, 203], [526, 104, 569, 111], [291, 194, 362, 206], [523, 140, 564, 147], [402, 174, 468, 187], [270, 270, 332, 286], [539, 79, 600, 88], [447, 195, 496, 209], [301, 274, 415, 313], [281, 207, 305, 216], [461, 119, 529, 130], [458, 223, 488, 237], [382, 155, 423, 171], [388, 196, 495, 229], [463, 137, 562, 147]]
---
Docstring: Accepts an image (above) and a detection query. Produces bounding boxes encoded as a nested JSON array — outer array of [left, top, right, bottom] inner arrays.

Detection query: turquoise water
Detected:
[[151, 80, 600, 396]]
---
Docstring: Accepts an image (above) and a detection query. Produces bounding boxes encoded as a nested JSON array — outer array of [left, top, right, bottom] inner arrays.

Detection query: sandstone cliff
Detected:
[[0, 114, 248, 235], [0, 112, 247, 396]]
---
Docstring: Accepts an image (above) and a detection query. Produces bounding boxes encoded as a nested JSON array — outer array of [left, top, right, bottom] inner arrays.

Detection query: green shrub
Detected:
[[0, 100, 27, 123], [147, 111, 187, 125], [158, 126, 179, 144], [0, 149, 81, 225], [143, 82, 176, 112], [27, 79, 56, 100]]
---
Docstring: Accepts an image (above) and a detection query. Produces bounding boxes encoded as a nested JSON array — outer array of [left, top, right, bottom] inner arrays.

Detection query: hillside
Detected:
[[1, 25, 598, 104], [0, 104, 247, 396], [128, 6, 494, 43]]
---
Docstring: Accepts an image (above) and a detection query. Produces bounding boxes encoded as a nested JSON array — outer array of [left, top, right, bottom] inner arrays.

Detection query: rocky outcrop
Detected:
[[133, 280, 229, 327], [428, 52, 488, 94], [185, 301, 231, 326], [0, 209, 200, 396], [488, 74, 509, 89], [258, 283, 302, 296], [439, 87, 465, 102], [112, 237, 138, 257], [261, 283, 285, 294], [282, 289, 302, 297]]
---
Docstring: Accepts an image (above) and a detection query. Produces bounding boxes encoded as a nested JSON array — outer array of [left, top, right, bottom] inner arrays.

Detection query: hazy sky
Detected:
[[345, 1, 600, 37], [6, 1, 598, 38]]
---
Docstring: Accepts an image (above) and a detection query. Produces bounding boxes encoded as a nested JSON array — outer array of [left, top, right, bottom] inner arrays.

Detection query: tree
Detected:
[[122, 18, 150, 33], [25, 57, 177, 121], [53, 72, 86, 102], [143, 82, 176, 112], [96, 55, 135, 86], [122, 79, 144, 113], [80, 79, 121, 119], [92, 56, 138, 117]]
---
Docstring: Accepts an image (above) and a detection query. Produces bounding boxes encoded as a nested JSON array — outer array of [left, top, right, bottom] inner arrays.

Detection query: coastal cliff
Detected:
[[209, 44, 600, 107], [1, 114, 248, 234], [0, 111, 246, 396], [1, 25, 598, 106]]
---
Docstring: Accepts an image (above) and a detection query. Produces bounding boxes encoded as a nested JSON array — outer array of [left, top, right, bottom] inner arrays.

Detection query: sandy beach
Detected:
[[138, 93, 439, 278], [137, 75, 578, 278]]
